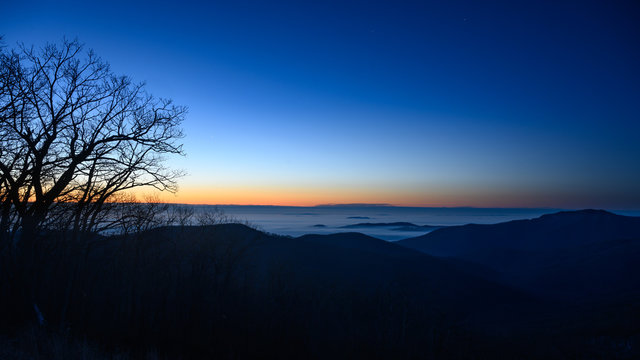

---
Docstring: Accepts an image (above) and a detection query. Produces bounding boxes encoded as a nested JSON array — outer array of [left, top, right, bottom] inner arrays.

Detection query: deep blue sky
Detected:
[[3, 0, 640, 208]]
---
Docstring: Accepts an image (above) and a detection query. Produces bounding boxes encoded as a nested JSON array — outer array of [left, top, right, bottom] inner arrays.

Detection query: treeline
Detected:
[[0, 223, 484, 359], [2, 218, 638, 358]]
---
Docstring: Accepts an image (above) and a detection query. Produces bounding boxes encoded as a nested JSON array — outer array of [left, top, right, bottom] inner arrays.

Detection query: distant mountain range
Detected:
[[313, 203, 393, 207], [397, 209, 640, 302]]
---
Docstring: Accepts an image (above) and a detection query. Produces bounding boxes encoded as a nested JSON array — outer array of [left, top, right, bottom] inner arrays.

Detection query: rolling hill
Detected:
[[397, 209, 640, 301]]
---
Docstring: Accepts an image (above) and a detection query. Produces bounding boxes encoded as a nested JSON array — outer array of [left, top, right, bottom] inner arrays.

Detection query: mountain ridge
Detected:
[[396, 209, 640, 302]]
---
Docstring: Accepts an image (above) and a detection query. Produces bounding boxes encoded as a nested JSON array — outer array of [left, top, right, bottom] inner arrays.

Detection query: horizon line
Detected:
[[153, 202, 640, 212], [158, 202, 574, 210]]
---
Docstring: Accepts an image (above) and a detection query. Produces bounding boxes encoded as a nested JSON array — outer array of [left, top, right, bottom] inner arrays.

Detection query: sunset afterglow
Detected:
[[5, 0, 639, 210]]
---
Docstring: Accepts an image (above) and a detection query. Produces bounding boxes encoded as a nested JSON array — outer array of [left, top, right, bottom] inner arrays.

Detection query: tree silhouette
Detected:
[[0, 39, 185, 242]]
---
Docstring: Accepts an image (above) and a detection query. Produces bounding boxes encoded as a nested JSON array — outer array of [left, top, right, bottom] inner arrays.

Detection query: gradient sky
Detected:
[[3, 0, 640, 209]]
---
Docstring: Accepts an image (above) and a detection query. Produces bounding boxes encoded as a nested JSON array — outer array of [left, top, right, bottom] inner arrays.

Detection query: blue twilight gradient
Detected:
[[3, 0, 639, 208]]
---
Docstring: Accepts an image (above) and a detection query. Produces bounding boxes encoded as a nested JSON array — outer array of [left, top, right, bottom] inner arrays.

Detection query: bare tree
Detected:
[[195, 206, 230, 226], [0, 39, 186, 242], [167, 204, 196, 228]]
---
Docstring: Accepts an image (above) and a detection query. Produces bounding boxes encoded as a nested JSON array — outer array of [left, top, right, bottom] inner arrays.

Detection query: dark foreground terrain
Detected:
[[1, 210, 639, 359]]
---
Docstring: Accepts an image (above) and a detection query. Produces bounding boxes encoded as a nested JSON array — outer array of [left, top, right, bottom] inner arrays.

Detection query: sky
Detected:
[[3, 0, 640, 209]]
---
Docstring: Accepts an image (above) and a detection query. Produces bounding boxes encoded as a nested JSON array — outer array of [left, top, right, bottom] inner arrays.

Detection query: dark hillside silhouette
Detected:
[[397, 210, 640, 343], [1, 223, 533, 359], [397, 209, 640, 300], [1, 212, 639, 358], [399, 209, 640, 256]]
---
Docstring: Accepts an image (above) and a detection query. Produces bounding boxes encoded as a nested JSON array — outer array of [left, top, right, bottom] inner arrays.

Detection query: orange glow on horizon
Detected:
[[155, 186, 413, 207], [150, 185, 451, 207], [145, 185, 590, 208]]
